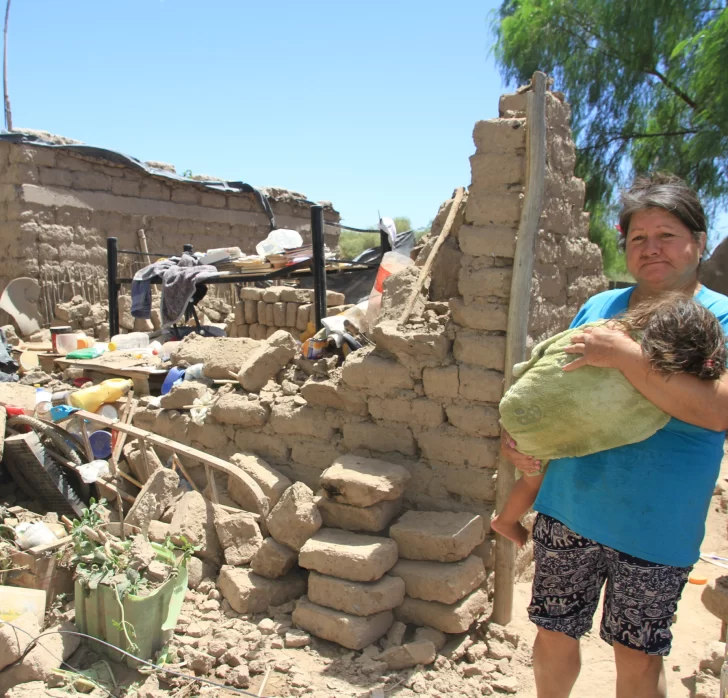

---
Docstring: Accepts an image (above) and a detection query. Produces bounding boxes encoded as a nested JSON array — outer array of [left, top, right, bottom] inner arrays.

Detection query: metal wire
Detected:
[[1, 621, 259, 696]]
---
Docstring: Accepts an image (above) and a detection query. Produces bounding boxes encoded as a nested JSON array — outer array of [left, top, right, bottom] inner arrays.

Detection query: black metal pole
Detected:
[[311, 205, 327, 331], [107, 237, 119, 338]]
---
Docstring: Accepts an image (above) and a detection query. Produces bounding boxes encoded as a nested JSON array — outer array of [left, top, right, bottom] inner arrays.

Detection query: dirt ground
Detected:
[[506, 447, 728, 698]]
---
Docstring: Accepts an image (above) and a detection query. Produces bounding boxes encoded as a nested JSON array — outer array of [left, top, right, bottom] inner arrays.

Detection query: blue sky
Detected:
[[6, 0, 507, 230]]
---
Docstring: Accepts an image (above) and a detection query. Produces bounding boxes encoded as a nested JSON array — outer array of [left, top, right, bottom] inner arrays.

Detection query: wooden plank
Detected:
[[76, 410, 270, 518], [492, 72, 548, 626], [54, 358, 167, 376], [399, 187, 465, 326], [205, 464, 220, 504], [171, 454, 201, 495]]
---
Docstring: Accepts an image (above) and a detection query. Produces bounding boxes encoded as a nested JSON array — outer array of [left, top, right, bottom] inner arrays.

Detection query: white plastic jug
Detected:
[[109, 333, 150, 351]]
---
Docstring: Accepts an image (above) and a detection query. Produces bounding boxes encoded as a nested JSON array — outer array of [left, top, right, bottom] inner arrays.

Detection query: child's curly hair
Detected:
[[618, 292, 727, 380]]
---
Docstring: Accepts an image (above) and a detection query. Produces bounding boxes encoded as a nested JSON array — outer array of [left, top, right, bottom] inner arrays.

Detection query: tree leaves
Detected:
[[493, 0, 728, 268]]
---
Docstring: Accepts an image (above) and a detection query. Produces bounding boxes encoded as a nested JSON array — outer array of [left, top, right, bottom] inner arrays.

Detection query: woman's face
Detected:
[[624, 208, 705, 291]]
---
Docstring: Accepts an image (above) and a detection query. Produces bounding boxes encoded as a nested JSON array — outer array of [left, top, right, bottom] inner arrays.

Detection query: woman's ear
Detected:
[[698, 231, 708, 258]]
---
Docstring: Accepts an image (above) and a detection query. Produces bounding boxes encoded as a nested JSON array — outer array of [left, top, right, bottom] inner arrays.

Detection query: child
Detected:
[[491, 294, 727, 547]]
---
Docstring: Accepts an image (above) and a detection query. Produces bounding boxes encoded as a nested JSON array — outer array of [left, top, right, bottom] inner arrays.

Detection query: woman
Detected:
[[501, 173, 728, 698]]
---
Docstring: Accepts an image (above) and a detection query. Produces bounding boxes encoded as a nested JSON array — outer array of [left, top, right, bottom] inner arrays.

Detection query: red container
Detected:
[[50, 326, 73, 353]]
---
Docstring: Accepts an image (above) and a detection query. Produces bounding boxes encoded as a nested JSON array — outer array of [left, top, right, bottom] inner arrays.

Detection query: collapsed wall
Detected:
[[130, 83, 607, 592], [0, 131, 341, 323]]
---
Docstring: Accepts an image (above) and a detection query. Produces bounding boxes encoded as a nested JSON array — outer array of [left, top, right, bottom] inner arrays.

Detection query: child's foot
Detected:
[[491, 515, 529, 547]]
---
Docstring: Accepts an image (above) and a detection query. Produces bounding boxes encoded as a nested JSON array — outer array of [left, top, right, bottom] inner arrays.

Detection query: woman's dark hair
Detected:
[[617, 172, 707, 251], [618, 292, 726, 380]]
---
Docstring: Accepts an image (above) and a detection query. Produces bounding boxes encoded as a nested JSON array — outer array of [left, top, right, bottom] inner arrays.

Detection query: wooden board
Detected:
[[0, 383, 36, 412], [76, 410, 270, 518]]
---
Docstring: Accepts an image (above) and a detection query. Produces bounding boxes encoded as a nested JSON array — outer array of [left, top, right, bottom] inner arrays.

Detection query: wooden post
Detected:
[[492, 72, 548, 626]]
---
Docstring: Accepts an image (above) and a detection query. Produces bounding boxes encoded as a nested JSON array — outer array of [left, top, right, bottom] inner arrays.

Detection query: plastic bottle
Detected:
[[68, 378, 133, 413], [108, 333, 150, 351]]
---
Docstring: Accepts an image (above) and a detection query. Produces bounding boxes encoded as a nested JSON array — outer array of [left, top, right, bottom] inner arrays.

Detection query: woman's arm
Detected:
[[563, 325, 728, 432]]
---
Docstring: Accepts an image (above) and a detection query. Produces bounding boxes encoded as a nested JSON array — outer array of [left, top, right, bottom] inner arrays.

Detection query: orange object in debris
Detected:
[[688, 575, 708, 585]]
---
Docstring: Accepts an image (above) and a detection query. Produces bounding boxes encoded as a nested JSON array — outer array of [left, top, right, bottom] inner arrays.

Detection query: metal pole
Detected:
[[311, 205, 327, 331], [107, 237, 119, 337]]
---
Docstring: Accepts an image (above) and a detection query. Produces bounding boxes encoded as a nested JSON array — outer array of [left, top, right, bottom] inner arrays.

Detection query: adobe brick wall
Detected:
[[131, 83, 607, 583], [0, 135, 340, 324]]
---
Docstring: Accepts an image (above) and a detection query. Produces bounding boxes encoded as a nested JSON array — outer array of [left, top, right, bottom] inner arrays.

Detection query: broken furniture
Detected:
[[75, 410, 270, 519], [53, 356, 167, 396], [106, 206, 373, 336]]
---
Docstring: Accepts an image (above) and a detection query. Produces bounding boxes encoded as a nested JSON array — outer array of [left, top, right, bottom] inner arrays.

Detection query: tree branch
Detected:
[[578, 129, 705, 152]]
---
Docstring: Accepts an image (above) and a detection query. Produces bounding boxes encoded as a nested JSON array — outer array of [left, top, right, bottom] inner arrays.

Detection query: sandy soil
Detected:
[[506, 449, 728, 698]]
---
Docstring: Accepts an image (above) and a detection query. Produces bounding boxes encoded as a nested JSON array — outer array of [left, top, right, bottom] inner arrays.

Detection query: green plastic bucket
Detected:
[[74, 543, 187, 665]]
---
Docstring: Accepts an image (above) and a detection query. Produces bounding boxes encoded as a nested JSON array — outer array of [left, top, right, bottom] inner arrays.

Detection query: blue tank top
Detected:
[[534, 285, 728, 566]]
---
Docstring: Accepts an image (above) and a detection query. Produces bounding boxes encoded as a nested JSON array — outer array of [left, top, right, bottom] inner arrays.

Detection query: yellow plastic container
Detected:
[[0, 586, 46, 626], [68, 378, 133, 413]]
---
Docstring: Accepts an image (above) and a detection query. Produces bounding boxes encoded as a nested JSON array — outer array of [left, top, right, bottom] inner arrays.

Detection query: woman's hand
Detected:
[[501, 429, 542, 474], [562, 324, 642, 372]]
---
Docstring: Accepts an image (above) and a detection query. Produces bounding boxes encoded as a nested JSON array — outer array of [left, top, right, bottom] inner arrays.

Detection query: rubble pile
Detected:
[[227, 286, 349, 340], [54, 296, 110, 340]]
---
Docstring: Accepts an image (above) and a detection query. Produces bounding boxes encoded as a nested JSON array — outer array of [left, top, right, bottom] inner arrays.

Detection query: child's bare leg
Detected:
[[491, 474, 543, 547]]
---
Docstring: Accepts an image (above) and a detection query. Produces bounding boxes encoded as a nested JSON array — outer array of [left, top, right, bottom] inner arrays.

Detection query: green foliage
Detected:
[[338, 216, 430, 260], [587, 204, 631, 281], [493, 1, 728, 258]]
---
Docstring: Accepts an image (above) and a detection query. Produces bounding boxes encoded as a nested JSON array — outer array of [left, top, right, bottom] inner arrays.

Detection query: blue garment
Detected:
[[535, 285, 728, 567]]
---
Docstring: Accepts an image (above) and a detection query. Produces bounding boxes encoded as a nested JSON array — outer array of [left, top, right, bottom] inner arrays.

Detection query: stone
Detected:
[[160, 381, 209, 410], [0, 621, 80, 694], [394, 588, 490, 634], [386, 620, 407, 647], [299, 528, 399, 582], [441, 633, 473, 660], [316, 494, 402, 533], [228, 452, 291, 510], [414, 626, 447, 651], [186, 556, 220, 589], [211, 393, 269, 427], [217, 566, 307, 614], [292, 596, 393, 651], [379, 640, 437, 670], [491, 676, 519, 694], [170, 491, 222, 564], [702, 576, 728, 621], [389, 511, 485, 562], [699, 640, 726, 675], [237, 330, 298, 391], [391, 555, 486, 604], [250, 537, 298, 579], [320, 455, 411, 507], [124, 445, 164, 482], [285, 630, 311, 648], [266, 482, 322, 551], [0, 612, 40, 671], [341, 348, 414, 397], [342, 421, 416, 456], [487, 639, 514, 660], [227, 665, 251, 689], [125, 467, 180, 533], [214, 508, 264, 566], [307, 571, 405, 616], [147, 520, 171, 544], [171, 335, 260, 379]]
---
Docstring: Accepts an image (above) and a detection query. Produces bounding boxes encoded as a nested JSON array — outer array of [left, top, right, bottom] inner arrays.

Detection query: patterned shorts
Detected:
[[528, 514, 691, 656]]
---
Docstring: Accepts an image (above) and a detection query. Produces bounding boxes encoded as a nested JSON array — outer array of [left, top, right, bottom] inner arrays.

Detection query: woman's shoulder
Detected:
[[572, 287, 632, 325]]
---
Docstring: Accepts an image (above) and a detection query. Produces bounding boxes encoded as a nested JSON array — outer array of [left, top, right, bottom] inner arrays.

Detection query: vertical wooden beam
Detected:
[[492, 71, 548, 626]]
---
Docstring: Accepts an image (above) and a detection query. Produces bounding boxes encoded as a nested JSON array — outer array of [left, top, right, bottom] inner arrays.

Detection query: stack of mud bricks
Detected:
[[228, 286, 350, 340], [389, 511, 489, 635], [292, 455, 411, 650]]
